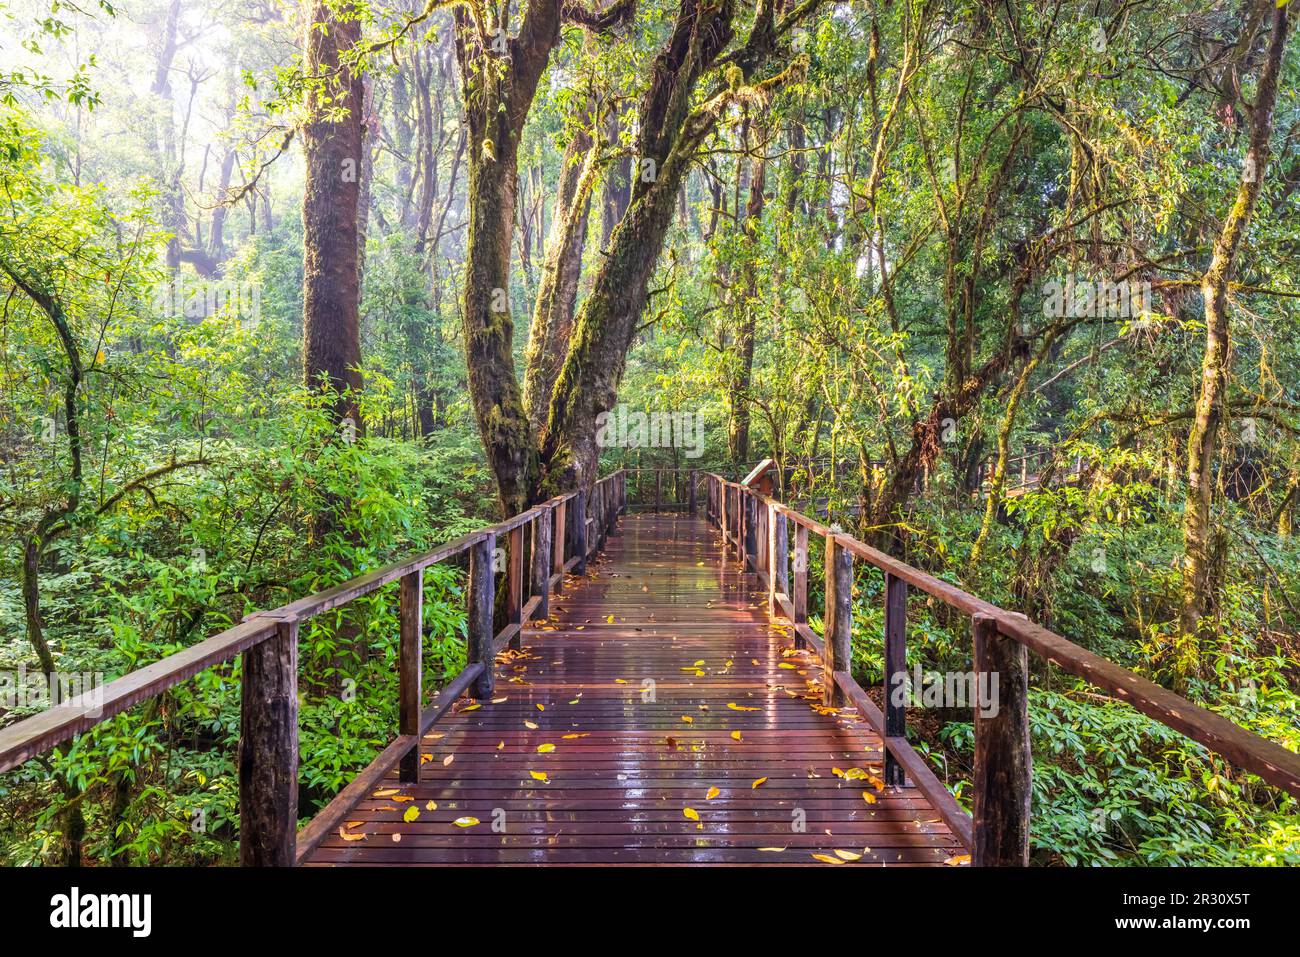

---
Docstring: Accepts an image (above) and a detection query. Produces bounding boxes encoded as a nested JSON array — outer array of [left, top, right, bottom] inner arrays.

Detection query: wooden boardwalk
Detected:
[[305, 513, 965, 866]]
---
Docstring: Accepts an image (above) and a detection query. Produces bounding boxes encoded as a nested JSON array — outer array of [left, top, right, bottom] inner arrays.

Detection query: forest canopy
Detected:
[[0, 0, 1297, 866]]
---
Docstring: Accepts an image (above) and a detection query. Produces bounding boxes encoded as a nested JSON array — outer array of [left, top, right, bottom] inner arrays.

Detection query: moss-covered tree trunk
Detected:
[[301, 0, 365, 432], [1179, 1, 1289, 668]]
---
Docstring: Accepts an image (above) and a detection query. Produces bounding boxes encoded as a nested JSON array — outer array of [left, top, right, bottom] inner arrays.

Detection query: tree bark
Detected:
[[1179, 0, 1289, 662], [301, 0, 366, 431]]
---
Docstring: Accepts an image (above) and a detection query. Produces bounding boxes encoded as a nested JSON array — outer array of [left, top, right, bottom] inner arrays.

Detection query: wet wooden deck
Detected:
[[305, 514, 965, 866]]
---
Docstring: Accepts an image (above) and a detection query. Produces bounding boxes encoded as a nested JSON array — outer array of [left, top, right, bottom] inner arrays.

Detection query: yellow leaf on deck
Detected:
[[834, 849, 862, 861], [944, 854, 971, 866], [862, 791, 877, 805], [811, 853, 845, 865], [402, 806, 420, 823], [606, 615, 615, 623], [426, 801, 437, 810], [683, 807, 700, 822], [681, 715, 694, 723], [536, 703, 545, 711], [524, 720, 539, 729], [751, 777, 768, 789], [758, 846, 787, 852], [338, 826, 367, 842], [453, 816, 480, 828], [497, 741, 505, 750], [462, 703, 481, 712], [372, 788, 398, 798], [392, 795, 413, 803], [562, 732, 589, 739], [492, 696, 508, 703], [529, 771, 549, 782], [730, 731, 742, 741], [537, 743, 555, 753], [442, 754, 454, 766], [728, 702, 760, 712], [705, 786, 720, 800]]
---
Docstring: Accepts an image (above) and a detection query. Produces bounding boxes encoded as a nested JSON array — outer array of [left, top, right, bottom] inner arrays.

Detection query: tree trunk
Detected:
[[524, 116, 597, 435], [1179, 0, 1289, 663], [301, 0, 366, 431]]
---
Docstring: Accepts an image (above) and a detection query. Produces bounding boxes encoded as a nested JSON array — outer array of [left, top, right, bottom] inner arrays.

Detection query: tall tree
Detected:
[[302, 0, 367, 433], [1179, 0, 1291, 665]]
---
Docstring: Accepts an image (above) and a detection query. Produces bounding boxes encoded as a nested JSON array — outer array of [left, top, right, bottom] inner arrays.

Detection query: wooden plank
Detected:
[[833, 672, 975, 851], [0, 615, 276, 773], [507, 524, 524, 651], [883, 572, 907, 787], [399, 570, 423, 783], [295, 663, 484, 864], [468, 533, 495, 699], [304, 514, 964, 867], [823, 535, 852, 706], [279, 530, 488, 620], [533, 508, 552, 622], [972, 614, 1030, 866], [239, 618, 298, 866]]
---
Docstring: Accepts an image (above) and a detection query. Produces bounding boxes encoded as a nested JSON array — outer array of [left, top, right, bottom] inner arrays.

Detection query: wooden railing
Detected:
[[0, 470, 628, 866], [704, 472, 1300, 866]]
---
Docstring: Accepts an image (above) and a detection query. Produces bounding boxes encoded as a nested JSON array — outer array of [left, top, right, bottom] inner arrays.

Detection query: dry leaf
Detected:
[[402, 806, 420, 823], [537, 743, 556, 753], [705, 786, 720, 800], [452, 816, 480, 828], [683, 807, 700, 822], [751, 777, 768, 789], [811, 853, 845, 865]]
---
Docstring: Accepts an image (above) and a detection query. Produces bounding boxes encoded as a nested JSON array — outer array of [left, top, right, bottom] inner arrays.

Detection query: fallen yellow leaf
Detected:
[[452, 816, 480, 828], [529, 770, 549, 782], [705, 786, 720, 800], [811, 853, 845, 865], [402, 806, 420, 823], [751, 777, 768, 789], [683, 807, 700, 822], [537, 743, 556, 753]]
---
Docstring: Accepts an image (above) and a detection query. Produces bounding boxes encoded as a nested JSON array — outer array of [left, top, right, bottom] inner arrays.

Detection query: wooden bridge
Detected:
[[2, 466, 1298, 867]]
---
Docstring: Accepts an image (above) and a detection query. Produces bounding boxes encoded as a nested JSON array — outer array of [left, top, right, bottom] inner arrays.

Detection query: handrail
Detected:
[[0, 469, 628, 866], [702, 471, 1300, 865]]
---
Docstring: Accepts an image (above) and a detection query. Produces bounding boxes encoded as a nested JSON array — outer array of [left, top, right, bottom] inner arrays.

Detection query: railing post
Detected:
[[507, 524, 524, 649], [655, 470, 662, 512], [239, 616, 298, 866], [575, 488, 588, 574], [720, 483, 728, 545], [972, 614, 1031, 866], [532, 507, 552, 622], [399, 569, 423, 783], [883, 572, 907, 787], [744, 492, 758, 571], [468, 533, 495, 698], [770, 507, 788, 616], [688, 469, 697, 514], [552, 500, 567, 592], [792, 523, 808, 647], [823, 534, 852, 706]]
